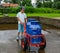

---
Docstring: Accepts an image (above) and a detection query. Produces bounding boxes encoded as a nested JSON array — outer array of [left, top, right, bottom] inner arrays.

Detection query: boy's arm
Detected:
[[24, 14, 27, 23], [16, 13, 23, 24], [25, 18, 27, 23], [17, 17, 23, 24]]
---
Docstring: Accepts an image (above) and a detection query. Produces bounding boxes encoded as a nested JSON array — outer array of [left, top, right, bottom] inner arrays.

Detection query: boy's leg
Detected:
[[21, 24, 24, 35], [16, 24, 24, 40], [18, 32, 20, 36], [16, 24, 21, 40], [20, 24, 24, 39], [16, 32, 20, 40]]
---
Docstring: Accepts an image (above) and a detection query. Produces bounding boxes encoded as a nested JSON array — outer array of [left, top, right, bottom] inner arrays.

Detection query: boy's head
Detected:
[[20, 7, 25, 13]]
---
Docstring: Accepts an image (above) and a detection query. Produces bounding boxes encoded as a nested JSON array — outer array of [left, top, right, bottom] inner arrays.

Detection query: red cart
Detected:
[[21, 18, 46, 52]]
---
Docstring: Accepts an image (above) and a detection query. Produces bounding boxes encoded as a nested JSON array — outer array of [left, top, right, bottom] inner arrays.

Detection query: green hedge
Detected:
[[0, 6, 60, 14], [25, 7, 60, 13]]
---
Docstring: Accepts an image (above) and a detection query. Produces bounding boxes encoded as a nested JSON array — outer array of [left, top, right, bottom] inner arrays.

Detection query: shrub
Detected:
[[54, 10, 60, 13], [0, 8, 3, 13], [0, 8, 11, 14], [9, 7, 19, 13], [25, 6, 35, 13], [0, 6, 60, 14]]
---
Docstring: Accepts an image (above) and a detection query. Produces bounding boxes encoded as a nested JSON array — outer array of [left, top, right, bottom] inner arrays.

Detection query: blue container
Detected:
[[27, 18, 36, 22], [31, 21, 40, 25], [26, 19, 42, 35], [26, 19, 42, 44], [31, 37, 42, 44], [26, 25, 41, 35], [26, 28, 41, 35]]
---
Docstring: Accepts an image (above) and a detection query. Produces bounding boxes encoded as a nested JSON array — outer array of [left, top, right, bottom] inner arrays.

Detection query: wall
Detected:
[[0, 16, 60, 28]]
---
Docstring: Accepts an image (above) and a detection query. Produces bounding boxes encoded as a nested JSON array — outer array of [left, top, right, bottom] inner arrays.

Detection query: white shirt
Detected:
[[16, 12, 27, 24]]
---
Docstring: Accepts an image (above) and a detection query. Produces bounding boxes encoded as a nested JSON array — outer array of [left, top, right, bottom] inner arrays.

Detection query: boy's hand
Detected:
[[20, 21, 22, 24], [20, 21, 24, 24], [25, 18, 27, 23]]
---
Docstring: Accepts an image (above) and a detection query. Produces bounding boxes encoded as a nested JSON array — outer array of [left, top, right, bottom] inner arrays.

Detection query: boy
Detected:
[[16, 7, 27, 40]]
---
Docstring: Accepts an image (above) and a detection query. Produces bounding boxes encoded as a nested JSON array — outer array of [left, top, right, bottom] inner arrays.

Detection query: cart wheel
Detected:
[[39, 41, 46, 50], [16, 39, 19, 41], [27, 44, 30, 52], [16, 39, 19, 43], [23, 38, 28, 51]]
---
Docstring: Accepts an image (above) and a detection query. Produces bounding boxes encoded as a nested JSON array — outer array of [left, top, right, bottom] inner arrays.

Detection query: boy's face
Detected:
[[21, 9, 25, 13]]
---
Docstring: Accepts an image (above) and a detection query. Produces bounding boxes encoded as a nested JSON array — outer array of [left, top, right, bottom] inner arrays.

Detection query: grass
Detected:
[[0, 13, 60, 18], [27, 13, 60, 18], [8, 13, 16, 17]]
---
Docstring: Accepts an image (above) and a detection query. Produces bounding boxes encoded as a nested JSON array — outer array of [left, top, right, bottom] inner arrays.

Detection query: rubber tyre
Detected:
[[23, 38, 28, 51], [27, 44, 30, 52], [40, 41, 46, 50]]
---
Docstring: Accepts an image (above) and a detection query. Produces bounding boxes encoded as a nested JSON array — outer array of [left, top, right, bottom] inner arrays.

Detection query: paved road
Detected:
[[0, 29, 60, 53]]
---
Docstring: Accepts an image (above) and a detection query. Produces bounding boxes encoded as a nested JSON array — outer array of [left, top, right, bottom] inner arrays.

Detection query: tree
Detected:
[[52, 0, 60, 9], [36, 0, 52, 7], [36, 0, 42, 7], [4, 0, 12, 3], [21, 0, 32, 6], [43, 2, 53, 8], [56, 1, 60, 9], [17, 0, 32, 6], [12, 0, 17, 3], [54, 0, 60, 2]]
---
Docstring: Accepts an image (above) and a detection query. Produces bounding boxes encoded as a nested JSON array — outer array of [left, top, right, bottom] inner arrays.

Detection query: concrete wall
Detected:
[[0, 17, 60, 28], [39, 17, 60, 28]]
